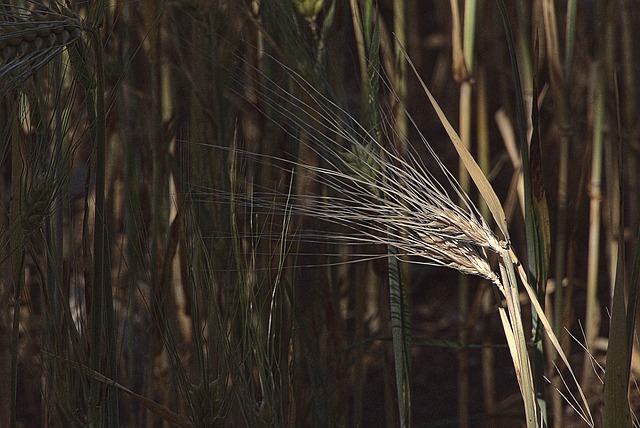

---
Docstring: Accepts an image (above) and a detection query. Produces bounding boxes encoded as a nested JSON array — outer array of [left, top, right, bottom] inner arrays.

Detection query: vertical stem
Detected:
[[392, 5, 413, 425], [8, 91, 27, 428], [88, 27, 118, 425], [476, 69, 497, 417], [0, 98, 13, 428], [500, 252, 538, 427], [554, 0, 577, 335], [619, 0, 639, 235], [462, 0, 477, 74], [601, 70, 630, 428], [514, 0, 532, 97], [393, 0, 407, 146], [457, 80, 472, 428], [537, 2, 576, 425], [582, 0, 612, 389], [457, 1, 476, 425], [582, 70, 603, 389]]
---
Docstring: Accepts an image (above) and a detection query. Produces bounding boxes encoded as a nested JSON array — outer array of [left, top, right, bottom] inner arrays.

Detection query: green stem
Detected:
[[458, 2, 476, 424]]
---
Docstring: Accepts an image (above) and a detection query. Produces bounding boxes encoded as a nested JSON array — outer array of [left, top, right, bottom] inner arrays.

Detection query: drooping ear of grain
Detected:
[[230, 56, 503, 284]]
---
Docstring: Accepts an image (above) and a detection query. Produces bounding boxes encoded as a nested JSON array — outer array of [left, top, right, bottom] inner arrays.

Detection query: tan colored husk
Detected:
[[415, 230, 498, 284], [297, 170, 501, 284]]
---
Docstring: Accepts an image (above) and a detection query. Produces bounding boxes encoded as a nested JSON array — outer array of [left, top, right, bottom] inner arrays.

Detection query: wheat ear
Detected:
[[0, 2, 82, 95], [223, 57, 502, 285]]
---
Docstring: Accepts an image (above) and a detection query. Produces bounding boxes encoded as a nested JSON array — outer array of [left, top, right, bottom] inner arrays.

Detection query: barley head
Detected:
[[1, 2, 83, 95], [225, 56, 504, 284]]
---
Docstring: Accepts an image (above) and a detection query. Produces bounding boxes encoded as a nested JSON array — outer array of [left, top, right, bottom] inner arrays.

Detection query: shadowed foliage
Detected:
[[1, 1, 640, 427]]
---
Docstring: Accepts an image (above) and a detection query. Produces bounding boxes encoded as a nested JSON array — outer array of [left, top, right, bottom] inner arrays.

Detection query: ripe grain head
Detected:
[[223, 55, 503, 284]]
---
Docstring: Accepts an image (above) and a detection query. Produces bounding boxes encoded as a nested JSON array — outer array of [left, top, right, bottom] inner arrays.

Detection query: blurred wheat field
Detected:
[[1, 0, 640, 427]]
